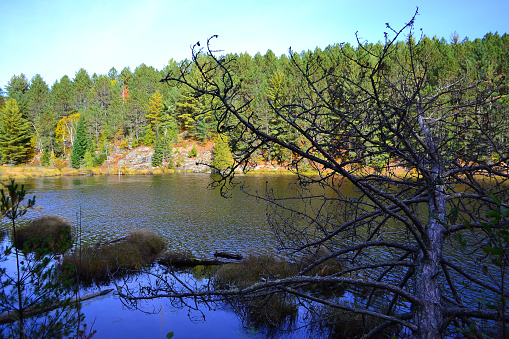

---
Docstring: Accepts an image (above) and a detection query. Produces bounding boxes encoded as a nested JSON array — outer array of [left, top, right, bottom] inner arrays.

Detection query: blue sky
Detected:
[[1, 0, 508, 90]]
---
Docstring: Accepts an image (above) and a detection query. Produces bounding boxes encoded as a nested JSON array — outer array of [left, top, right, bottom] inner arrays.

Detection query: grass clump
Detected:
[[124, 228, 166, 259], [214, 255, 299, 332], [308, 306, 397, 339], [158, 250, 224, 268], [214, 254, 297, 289], [14, 215, 72, 254], [214, 253, 348, 334], [62, 229, 165, 285]]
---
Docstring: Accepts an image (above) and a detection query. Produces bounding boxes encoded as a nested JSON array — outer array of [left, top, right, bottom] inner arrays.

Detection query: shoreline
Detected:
[[2, 163, 505, 182], [0, 164, 300, 180]]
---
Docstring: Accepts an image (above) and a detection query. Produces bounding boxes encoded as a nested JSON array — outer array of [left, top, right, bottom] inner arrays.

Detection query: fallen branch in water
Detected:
[[214, 251, 243, 260], [0, 289, 114, 324], [159, 257, 225, 267]]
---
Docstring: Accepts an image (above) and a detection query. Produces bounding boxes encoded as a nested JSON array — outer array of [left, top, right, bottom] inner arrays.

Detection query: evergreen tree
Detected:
[[5, 74, 30, 118], [41, 148, 50, 166], [27, 74, 49, 121], [143, 124, 155, 146], [27, 75, 50, 151], [51, 75, 75, 117], [195, 117, 208, 141], [151, 137, 163, 167], [0, 99, 32, 164], [108, 67, 118, 81], [211, 134, 233, 171], [70, 117, 87, 169], [73, 68, 92, 111]]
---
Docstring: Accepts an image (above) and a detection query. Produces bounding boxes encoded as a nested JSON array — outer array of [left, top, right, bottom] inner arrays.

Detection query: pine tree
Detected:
[[0, 99, 33, 164], [73, 68, 92, 111], [143, 124, 155, 146], [27, 75, 50, 151], [5, 74, 29, 118], [211, 134, 233, 172], [70, 117, 87, 169], [51, 75, 75, 117], [41, 148, 50, 166], [152, 138, 163, 167]]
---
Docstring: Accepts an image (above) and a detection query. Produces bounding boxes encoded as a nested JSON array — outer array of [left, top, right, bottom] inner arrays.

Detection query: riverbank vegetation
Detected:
[[13, 215, 72, 254], [62, 229, 165, 285]]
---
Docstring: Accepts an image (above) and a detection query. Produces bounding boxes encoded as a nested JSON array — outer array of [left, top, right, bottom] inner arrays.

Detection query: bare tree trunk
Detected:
[[414, 101, 446, 338]]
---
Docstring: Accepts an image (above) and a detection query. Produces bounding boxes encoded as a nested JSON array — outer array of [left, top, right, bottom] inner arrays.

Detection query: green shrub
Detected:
[[188, 143, 198, 158], [93, 153, 107, 166]]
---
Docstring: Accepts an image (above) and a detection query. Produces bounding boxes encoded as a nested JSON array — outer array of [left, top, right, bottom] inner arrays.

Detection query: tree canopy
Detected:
[[2, 27, 507, 170]]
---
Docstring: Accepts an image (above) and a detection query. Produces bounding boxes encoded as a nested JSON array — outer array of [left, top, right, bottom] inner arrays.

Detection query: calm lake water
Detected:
[[3, 174, 311, 339]]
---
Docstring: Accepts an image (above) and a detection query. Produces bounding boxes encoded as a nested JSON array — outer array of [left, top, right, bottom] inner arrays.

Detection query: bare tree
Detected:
[[119, 14, 509, 338]]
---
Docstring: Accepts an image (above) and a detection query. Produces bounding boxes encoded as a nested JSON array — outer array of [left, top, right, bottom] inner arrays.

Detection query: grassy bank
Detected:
[[0, 165, 178, 180]]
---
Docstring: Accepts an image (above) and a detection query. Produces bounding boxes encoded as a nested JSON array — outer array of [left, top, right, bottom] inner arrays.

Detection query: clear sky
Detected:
[[1, 0, 508, 90]]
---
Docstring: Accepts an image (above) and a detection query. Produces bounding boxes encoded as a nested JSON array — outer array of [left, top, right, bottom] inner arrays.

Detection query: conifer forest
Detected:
[[0, 32, 508, 169]]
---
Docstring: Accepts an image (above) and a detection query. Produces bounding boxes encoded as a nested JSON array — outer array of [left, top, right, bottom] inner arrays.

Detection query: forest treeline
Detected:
[[0, 32, 508, 168]]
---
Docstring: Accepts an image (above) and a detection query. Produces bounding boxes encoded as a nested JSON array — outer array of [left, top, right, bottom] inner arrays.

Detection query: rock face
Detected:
[[109, 144, 213, 172], [116, 146, 153, 170]]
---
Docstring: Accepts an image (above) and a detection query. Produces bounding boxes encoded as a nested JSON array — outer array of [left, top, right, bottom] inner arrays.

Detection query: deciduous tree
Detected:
[[121, 16, 509, 338], [211, 134, 233, 172]]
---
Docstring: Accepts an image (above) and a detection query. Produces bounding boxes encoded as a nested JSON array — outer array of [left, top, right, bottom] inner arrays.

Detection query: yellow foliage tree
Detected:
[[146, 92, 164, 137], [55, 113, 80, 153]]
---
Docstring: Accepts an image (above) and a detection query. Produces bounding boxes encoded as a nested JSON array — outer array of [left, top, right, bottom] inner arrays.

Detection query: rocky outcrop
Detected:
[[108, 144, 213, 172], [115, 146, 153, 170]]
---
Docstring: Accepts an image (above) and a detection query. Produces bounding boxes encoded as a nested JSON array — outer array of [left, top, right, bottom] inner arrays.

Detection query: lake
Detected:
[[3, 173, 313, 338], [23, 174, 293, 256], [1, 173, 504, 338]]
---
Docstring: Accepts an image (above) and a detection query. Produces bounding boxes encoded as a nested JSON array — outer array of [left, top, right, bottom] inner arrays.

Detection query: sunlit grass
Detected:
[[62, 229, 165, 285], [14, 215, 73, 254]]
